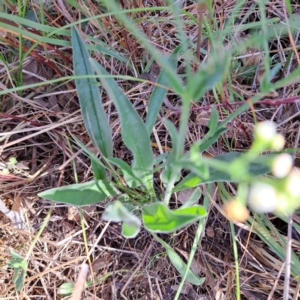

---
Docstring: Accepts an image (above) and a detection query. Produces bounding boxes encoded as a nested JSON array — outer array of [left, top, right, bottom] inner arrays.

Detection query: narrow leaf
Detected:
[[107, 157, 142, 188], [39, 180, 119, 206], [154, 152, 169, 165], [161, 119, 181, 184], [188, 54, 229, 100], [199, 127, 228, 152], [180, 188, 202, 209], [207, 106, 219, 132], [90, 59, 154, 192], [71, 27, 113, 158], [145, 46, 181, 134], [91, 159, 106, 180], [153, 234, 205, 286]]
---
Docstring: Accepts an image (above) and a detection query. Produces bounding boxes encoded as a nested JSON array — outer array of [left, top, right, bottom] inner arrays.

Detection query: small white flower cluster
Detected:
[[248, 121, 300, 215], [254, 121, 285, 151]]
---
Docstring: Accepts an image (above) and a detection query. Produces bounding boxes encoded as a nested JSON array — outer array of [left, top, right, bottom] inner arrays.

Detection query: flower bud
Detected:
[[270, 134, 285, 151], [254, 121, 277, 143], [248, 182, 277, 213], [272, 154, 293, 178], [223, 200, 249, 222], [285, 168, 300, 197], [274, 193, 290, 214]]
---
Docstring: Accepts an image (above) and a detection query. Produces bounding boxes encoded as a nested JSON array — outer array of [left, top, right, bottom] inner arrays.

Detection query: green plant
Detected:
[[2, 0, 299, 298], [37, 22, 292, 291]]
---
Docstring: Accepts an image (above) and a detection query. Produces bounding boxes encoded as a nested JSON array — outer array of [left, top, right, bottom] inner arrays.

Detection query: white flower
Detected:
[[274, 193, 290, 214], [255, 121, 277, 143], [285, 168, 300, 197], [248, 182, 277, 213], [271, 134, 285, 151], [272, 154, 293, 178]]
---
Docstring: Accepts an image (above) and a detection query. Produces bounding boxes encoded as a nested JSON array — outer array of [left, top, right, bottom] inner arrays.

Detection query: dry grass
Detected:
[[0, 0, 300, 299]]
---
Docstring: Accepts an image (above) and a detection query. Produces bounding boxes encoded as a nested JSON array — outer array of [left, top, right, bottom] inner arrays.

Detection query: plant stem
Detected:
[[26, 207, 53, 260], [163, 176, 177, 205], [174, 219, 204, 300], [174, 184, 211, 300], [17, 0, 23, 91], [283, 214, 293, 300], [177, 94, 191, 159], [230, 221, 241, 300]]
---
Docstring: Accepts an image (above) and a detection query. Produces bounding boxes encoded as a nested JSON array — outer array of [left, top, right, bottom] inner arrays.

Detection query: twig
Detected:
[[70, 264, 90, 300], [268, 262, 286, 300]]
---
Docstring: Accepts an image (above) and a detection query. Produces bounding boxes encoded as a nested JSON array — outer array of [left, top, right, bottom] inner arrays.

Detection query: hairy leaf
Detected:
[[91, 59, 154, 193], [39, 180, 119, 206], [71, 27, 113, 158]]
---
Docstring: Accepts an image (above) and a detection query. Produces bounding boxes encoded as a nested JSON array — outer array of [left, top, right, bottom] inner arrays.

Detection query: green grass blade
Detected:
[[107, 157, 142, 188], [71, 27, 113, 158], [250, 214, 300, 280], [99, 0, 183, 94]]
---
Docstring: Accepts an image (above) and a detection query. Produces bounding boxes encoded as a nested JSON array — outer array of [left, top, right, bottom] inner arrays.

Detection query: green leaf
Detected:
[[107, 157, 142, 188], [90, 59, 154, 193], [14, 269, 26, 291], [71, 27, 113, 158], [102, 201, 141, 238], [207, 105, 219, 133], [180, 188, 202, 209], [199, 127, 228, 152], [24, 10, 37, 23], [8, 249, 27, 291], [142, 203, 206, 233], [71, 134, 108, 173], [174, 152, 271, 192], [273, 65, 300, 90], [145, 46, 181, 134], [160, 119, 181, 184], [174, 174, 202, 192], [38, 180, 119, 206], [8, 248, 23, 264], [58, 282, 74, 296], [122, 222, 140, 239], [91, 159, 106, 180], [154, 152, 169, 165], [187, 54, 229, 100], [260, 63, 282, 93], [153, 234, 205, 286]]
